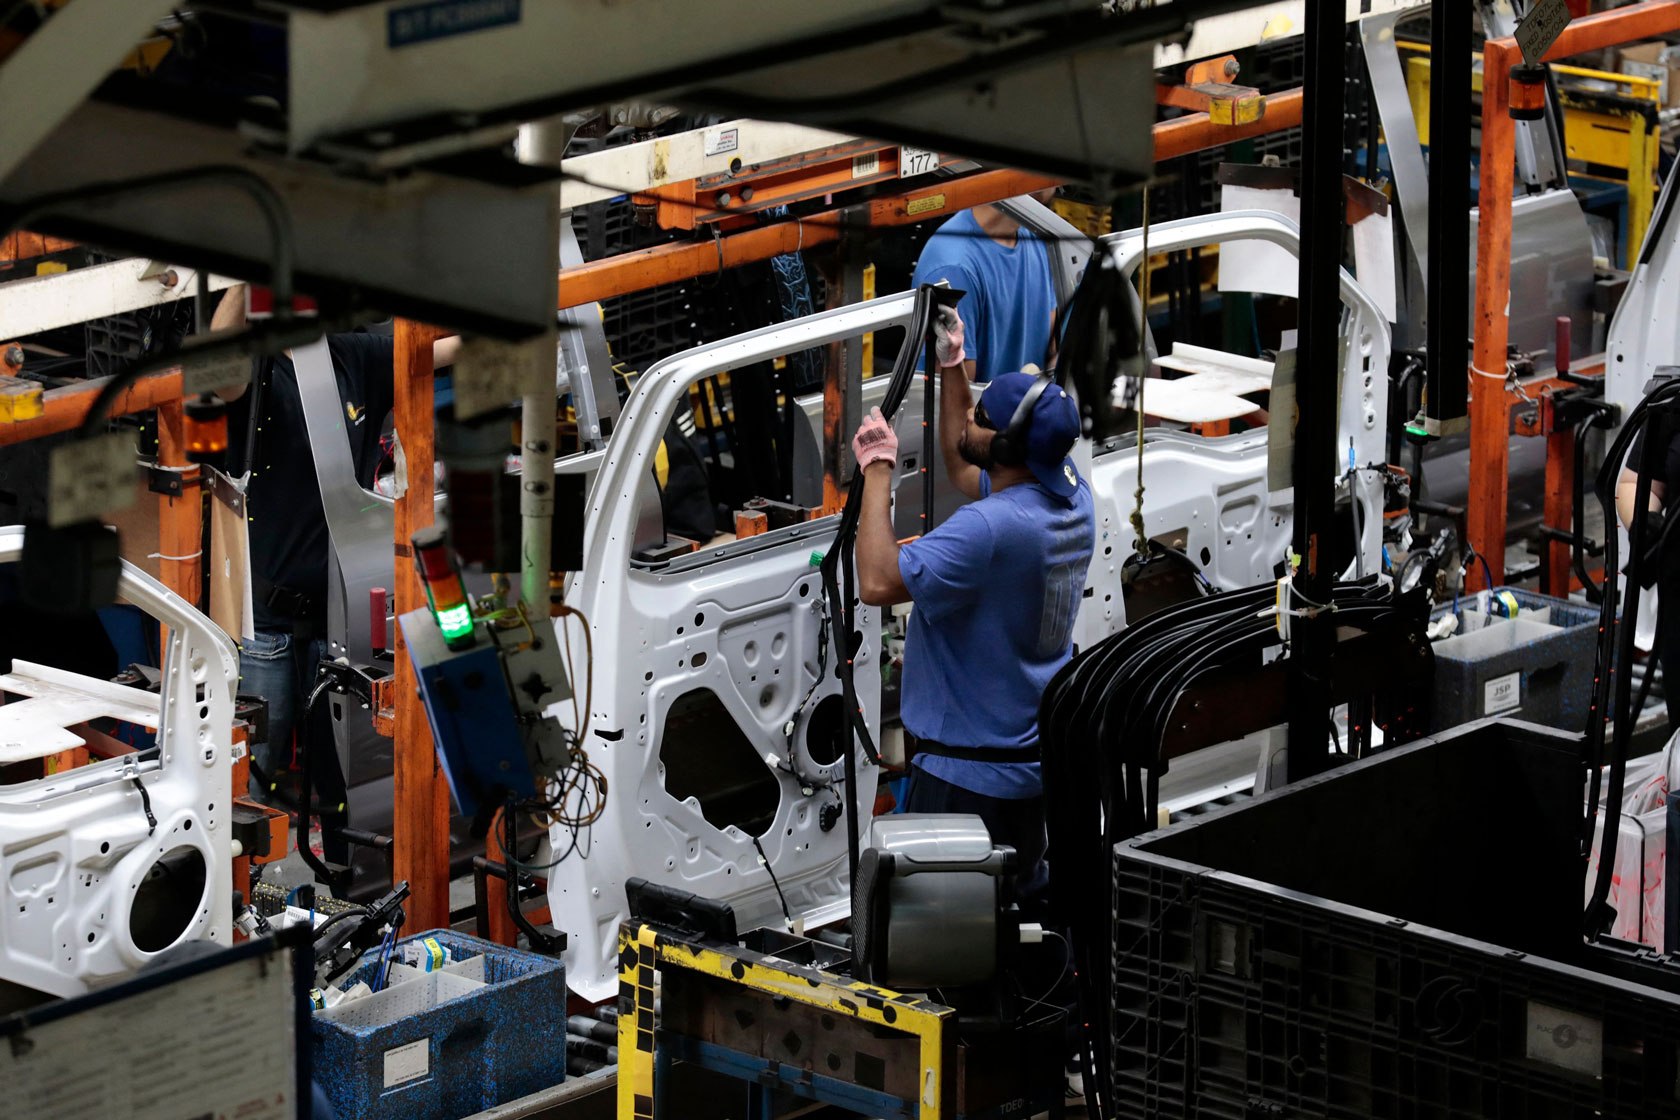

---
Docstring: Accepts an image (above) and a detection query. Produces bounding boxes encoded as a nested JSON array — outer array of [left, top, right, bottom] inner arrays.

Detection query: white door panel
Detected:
[[554, 297, 909, 1000]]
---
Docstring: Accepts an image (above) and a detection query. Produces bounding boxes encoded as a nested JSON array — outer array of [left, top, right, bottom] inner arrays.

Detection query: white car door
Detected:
[[550, 294, 920, 1000]]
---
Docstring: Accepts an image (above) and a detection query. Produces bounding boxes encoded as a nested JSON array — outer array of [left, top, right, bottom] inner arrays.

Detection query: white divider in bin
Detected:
[[443, 954, 486, 983], [318, 968, 487, 1030]]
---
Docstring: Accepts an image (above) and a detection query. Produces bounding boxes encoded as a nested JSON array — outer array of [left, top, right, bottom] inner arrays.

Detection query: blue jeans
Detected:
[[239, 629, 329, 795], [238, 630, 349, 866]]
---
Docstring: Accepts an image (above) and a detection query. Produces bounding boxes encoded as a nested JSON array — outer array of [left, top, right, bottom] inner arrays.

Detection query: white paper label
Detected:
[[900, 146, 939, 178], [1515, 0, 1571, 66], [1218, 184, 1301, 299], [452, 336, 549, 421], [704, 127, 739, 157], [180, 348, 251, 398], [383, 1038, 431, 1088], [1525, 1001, 1602, 1077], [49, 431, 137, 528], [1350, 209, 1398, 325], [852, 152, 880, 179], [1484, 671, 1522, 715]]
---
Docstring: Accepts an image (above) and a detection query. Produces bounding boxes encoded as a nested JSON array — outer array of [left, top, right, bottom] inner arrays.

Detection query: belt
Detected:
[[912, 738, 1040, 764], [254, 576, 325, 631]]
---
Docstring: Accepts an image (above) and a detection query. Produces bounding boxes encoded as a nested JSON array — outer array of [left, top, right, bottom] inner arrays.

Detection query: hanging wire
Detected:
[[1129, 184, 1152, 556]]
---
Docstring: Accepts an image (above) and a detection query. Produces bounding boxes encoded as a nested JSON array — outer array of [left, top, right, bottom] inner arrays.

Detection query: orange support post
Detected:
[[154, 398, 202, 611], [1542, 418, 1576, 597], [483, 808, 518, 947], [392, 319, 451, 931], [1470, 38, 1517, 591], [1470, 2, 1680, 591]]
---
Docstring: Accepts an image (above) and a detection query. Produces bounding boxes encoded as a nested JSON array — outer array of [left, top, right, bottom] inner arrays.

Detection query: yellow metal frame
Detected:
[[616, 922, 955, 1119], [1400, 46, 1661, 269]]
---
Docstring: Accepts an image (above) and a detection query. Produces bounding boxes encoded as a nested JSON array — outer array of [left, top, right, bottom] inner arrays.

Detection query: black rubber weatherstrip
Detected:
[[1583, 376, 1680, 936], [823, 283, 962, 895], [1038, 577, 1422, 1118]]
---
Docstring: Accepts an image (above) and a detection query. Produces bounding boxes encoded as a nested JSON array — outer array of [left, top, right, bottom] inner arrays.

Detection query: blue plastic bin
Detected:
[[1428, 586, 1598, 733], [310, 929, 565, 1120]]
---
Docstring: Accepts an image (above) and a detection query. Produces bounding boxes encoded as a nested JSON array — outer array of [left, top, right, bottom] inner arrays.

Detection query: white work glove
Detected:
[[852, 406, 899, 471], [933, 305, 967, 369]]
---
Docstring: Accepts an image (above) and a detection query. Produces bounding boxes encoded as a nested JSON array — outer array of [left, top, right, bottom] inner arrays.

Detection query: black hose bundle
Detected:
[[1583, 375, 1680, 938], [1038, 576, 1432, 1118], [824, 283, 962, 890], [1057, 249, 1146, 442]]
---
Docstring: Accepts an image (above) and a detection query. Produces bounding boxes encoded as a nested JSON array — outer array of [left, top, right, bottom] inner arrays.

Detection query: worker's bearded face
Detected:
[[957, 417, 994, 470]]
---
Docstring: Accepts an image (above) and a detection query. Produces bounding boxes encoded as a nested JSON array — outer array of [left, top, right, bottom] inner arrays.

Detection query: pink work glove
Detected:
[[852, 406, 899, 471], [933, 305, 966, 369]]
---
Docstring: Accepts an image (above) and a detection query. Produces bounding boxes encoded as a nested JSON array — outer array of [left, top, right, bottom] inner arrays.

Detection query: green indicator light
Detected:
[[436, 602, 474, 643]]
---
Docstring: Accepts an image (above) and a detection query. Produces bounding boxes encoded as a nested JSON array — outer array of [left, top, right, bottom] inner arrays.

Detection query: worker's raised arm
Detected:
[[932, 307, 984, 501], [853, 409, 910, 605], [1617, 466, 1666, 530], [209, 284, 252, 399]]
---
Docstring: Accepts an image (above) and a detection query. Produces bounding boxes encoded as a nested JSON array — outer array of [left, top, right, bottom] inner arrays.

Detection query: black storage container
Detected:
[[1112, 718, 1680, 1119], [1427, 587, 1599, 734]]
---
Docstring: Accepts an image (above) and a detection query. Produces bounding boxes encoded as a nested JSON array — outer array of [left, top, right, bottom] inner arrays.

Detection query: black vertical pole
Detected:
[[1285, 0, 1347, 783], [1426, 0, 1471, 430]]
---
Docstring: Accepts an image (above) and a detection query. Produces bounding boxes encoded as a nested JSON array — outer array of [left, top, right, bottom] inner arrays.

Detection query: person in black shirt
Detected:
[[212, 286, 458, 805]]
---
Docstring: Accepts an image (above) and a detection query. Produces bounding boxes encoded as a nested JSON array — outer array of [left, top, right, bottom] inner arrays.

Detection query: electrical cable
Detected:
[[1583, 376, 1680, 937], [292, 675, 342, 889], [750, 835, 793, 927], [820, 283, 953, 893], [309, 904, 371, 942]]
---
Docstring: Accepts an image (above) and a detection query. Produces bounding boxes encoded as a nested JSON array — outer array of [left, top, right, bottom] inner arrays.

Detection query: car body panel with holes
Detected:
[[550, 211, 1387, 1001], [550, 296, 903, 1001], [1075, 209, 1388, 647], [1607, 163, 1680, 423], [0, 525, 236, 997]]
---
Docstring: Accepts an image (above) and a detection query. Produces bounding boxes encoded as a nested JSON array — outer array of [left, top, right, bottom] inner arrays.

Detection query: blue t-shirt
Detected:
[[897, 472, 1095, 798], [910, 209, 1056, 383]]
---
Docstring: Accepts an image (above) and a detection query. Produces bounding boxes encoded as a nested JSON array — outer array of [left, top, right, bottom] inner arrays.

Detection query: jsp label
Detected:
[[1484, 671, 1521, 714]]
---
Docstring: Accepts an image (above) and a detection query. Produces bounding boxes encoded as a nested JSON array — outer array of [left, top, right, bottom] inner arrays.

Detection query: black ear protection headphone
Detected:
[[986, 374, 1054, 468]]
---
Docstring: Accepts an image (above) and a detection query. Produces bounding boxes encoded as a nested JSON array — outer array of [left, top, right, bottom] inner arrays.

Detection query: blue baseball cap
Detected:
[[977, 371, 1084, 502]]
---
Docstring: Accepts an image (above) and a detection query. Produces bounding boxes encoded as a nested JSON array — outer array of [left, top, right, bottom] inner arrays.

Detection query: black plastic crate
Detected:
[[1113, 719, 1680, 1119]]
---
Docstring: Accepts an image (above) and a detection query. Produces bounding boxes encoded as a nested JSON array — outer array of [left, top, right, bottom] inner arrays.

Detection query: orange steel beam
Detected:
[[1156, 88, 1303, 161], [0, 231, 76, 269], [559, 167, 1060, 310], [0, 367, 183, 446], [392, 319, 451, 931], [1470, 1, 1680, 589], [558, 99, 1308, 311]]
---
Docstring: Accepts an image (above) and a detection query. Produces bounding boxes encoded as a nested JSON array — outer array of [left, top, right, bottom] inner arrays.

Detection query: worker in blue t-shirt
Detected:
[[909, 197, 1058, 384], [852, 307, 1094, 898]]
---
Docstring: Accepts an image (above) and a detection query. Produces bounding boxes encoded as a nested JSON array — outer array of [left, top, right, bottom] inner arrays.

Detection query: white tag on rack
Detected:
[[899, 147, 938, 178]]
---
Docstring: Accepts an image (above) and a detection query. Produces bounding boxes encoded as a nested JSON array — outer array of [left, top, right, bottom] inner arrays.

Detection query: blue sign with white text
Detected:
[[388, 0, 521, 48]]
